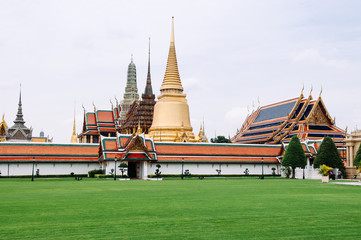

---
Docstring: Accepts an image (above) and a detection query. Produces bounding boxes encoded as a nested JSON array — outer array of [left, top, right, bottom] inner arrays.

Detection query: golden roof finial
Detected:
[[71, 105, 77, 143], [0, 113, 8, 130], [136, 120, 142, 135], [319, 86, 323, 98], [110, 99, 114, 109], [171, 16, 175, 45], [309, 85, 313, 97], [92, 102, 96, 112]]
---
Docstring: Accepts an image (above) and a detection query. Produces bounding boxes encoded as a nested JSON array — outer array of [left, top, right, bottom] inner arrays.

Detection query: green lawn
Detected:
[[0, 178, 360, 239]]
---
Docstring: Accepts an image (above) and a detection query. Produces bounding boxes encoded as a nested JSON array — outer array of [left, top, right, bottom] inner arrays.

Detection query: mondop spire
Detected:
[[120, 56, 140, 121], [149, 17, 197, 142]]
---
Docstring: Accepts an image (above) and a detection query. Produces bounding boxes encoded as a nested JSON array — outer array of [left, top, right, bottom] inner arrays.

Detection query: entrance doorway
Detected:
[[128, 162, 138, 178]]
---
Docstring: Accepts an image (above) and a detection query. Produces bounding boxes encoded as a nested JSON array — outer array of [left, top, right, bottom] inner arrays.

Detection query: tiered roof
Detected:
[[0, 142, 98, 163], [99, 134, 157, 161], [79, 108, 118, 143], [6, 90, 32, 142], [233, 92, 346, 146], [99, 133, 283, 164]]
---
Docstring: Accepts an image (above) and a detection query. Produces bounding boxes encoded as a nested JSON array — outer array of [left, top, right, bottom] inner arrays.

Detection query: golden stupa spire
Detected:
[[0, 113, 8, 142], [148, 17, 196, 142], [160, 16, 184, 93], [71, 106, 77, 143]]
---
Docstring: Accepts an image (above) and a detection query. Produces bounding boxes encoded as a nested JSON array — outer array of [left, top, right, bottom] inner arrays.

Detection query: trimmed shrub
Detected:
[[88, 169, 103, 178]]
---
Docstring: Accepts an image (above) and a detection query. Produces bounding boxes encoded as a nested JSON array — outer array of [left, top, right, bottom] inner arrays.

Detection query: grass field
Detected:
[[0, 177, 360, 239]]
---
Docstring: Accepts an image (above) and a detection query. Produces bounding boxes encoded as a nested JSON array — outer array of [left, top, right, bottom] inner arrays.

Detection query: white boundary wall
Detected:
[[0, 162, 100, 176], [3, 161, 313, 178], [101, 161, 282, 178], [147, 162, 281, 176]]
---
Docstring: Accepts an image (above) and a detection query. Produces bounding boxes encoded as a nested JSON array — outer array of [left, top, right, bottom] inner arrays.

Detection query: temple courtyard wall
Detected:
[[147, 162, 281, 176], [0, 162, 99, 176]]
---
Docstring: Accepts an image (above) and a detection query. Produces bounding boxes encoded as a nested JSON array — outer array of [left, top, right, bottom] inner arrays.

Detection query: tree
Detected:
[[281, 136, 307, 179], [118, 162, 128, 177], [313, 136, 344, 173], [155, 164, 161, 179], [353, 144, 361, 167], [211, 136, 231, 143]]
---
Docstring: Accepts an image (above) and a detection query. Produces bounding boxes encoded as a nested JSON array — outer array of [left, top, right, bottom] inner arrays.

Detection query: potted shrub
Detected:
[[318, 164, 333, 183]]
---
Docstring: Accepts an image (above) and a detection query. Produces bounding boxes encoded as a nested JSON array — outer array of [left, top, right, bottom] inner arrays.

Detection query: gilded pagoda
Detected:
[[148, 17, 197, 142]]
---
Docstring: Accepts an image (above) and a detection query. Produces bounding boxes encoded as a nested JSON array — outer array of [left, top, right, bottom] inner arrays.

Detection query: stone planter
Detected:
[[322, 175, 329, 183]]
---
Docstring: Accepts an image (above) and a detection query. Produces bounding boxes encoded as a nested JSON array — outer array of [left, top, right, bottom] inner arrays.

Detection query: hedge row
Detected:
[[0, 174, 88, 178], [147, 174, 281, 178], [94, 174, 129, 178]]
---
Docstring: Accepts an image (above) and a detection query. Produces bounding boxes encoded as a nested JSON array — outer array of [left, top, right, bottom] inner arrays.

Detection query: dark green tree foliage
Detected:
[[313, 136, 344, 171], [353, 144, 361, 167], [281, 136, 307, 178], [211, 136, 231, 143]]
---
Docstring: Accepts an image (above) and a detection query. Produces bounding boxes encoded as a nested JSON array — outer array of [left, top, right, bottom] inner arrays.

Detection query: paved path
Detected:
[[330, 181, 361, 186]]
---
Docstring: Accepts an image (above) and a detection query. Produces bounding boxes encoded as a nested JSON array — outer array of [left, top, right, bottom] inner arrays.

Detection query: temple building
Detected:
[[6, 91, 33, 142], [345, 130, 361, 178], [232, 90, 346, 151], [78, 107, 118, 143], [148, 17, 197, 142], [97, 132, 283, 179], [120, 57, 139, 122], [119, 39, 156, 134]]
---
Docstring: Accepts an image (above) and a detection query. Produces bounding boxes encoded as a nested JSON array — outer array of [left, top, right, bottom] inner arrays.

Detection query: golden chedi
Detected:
[[149, 17, 196, 142]]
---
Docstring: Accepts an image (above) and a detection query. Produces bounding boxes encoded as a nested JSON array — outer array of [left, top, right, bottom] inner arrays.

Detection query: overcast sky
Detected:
[[1, 0, 361, 143]]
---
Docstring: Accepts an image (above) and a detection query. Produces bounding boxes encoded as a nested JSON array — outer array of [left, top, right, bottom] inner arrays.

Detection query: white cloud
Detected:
[[182, 77, 202, 91], [225, 107, 248, 126], [292, 49, 349, 68]]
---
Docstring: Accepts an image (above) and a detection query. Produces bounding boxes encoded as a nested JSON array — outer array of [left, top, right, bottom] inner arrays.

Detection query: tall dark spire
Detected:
[[14, 89, 25, 125], [6, 87, 32, 141], [143, 37, 154, 97]]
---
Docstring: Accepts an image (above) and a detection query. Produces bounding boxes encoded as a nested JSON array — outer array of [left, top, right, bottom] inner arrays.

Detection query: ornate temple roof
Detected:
[[80, 108, 117, 137], [0, 142, 98, 162], [6, 90, 32, 142], [233, 92, 345, 146], [99, 133, 283, 163]]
